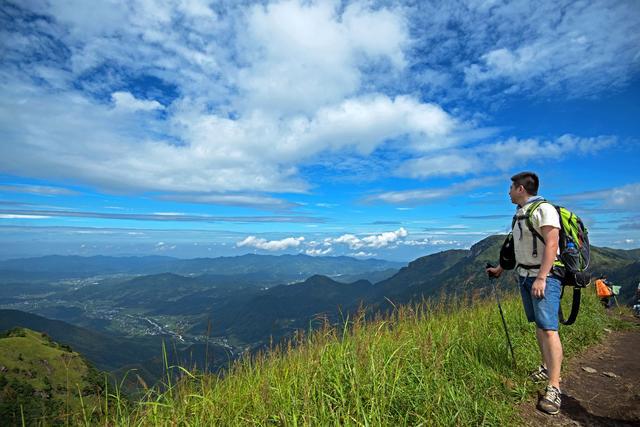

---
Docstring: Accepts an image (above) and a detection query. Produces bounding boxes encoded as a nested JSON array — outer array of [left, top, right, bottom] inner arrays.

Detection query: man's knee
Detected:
[[537, 328, 559, 339]]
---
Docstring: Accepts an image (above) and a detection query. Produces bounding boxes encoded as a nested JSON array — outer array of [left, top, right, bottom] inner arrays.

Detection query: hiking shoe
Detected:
[[530, 365, 548, 383], [537, 385, 561, 415]]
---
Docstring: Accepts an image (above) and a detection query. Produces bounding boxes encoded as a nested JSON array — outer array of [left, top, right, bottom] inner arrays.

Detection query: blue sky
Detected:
[[0, 0, 639, 261]]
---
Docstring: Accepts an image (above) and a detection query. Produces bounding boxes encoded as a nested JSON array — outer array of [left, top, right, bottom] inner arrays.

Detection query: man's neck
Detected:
[[517, 195, 542, 208]]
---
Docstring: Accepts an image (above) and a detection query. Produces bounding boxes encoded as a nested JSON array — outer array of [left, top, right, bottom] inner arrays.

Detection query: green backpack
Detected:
[[500, 199, 591, 325]]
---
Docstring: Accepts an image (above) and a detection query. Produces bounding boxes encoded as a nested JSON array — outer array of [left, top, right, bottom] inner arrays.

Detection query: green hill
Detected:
[[0, 310, 234, 388], [0, 309, 161, 372], [0, 328, 104, 426]]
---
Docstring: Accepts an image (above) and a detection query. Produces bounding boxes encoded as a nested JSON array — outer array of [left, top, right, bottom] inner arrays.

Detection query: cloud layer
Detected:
[[1, 0, 637, 211]]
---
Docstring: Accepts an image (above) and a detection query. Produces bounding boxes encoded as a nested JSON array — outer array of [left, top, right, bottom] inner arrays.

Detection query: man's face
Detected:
[[508, 182, 522, 204]]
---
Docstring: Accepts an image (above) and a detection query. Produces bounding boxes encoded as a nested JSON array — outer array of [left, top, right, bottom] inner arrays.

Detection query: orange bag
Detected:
[[595, 279, 613, 298]]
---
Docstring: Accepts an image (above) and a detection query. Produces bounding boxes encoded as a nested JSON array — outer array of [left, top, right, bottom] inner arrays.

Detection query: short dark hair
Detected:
[[511, 171, 539, 196]]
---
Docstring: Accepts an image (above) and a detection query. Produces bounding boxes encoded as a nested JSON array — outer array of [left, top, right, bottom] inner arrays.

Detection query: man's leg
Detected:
[[535, 328, 545, 367], [531, 275, 563, 415], [537, 328, 563, 389]]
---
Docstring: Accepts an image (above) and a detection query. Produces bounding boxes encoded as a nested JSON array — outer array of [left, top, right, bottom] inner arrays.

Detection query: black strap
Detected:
[[516, 263, 541, 270], [524, 205, 546, 258], [558, 285, 581, 326]]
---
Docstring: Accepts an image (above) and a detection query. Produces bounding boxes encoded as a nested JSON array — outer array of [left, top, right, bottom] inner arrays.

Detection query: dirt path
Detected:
[[520, 315, 640, 426]]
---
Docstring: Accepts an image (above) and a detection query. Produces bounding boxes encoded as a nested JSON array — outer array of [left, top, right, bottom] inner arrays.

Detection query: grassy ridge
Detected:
[[86, 289, 618, 426], [0, 328, 103, 425]]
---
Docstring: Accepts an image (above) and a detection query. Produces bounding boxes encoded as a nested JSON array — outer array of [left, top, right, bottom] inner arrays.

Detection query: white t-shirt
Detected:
[[513, 198, 560, 277]]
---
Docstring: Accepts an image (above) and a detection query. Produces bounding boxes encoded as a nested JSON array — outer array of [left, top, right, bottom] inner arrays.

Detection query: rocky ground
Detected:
[[521, 313, 640, 426]]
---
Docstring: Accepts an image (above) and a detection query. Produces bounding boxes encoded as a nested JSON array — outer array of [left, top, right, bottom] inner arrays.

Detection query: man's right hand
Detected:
[[486, 265, 503, 278]]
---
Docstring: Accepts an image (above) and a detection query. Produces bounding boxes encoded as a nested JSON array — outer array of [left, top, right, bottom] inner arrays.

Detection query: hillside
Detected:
[[0, 310, 234, 385], [82, 286, 636, 425], [0, 328, 104, 425], [202, 275, 374, 344], [0, 309, 160, 371], [199, 235, 640, 348]]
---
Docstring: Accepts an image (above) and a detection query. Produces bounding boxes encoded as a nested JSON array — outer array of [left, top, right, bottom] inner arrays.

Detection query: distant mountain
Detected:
[[192, 275, 373, 344], [74, 272, 216, 307], [190, 235, 640, 347], [0, 255, 176, 279], [326, 268, 399, 285], [0, 254, 402, 280], [369, 236, 640, 309], [607, 260, 640, 304]]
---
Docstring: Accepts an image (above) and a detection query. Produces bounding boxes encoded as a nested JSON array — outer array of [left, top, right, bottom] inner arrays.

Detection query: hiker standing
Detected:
[[486, 171, 563, 415]]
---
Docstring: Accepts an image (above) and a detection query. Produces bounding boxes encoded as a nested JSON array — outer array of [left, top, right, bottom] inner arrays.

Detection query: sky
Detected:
[[0, 0, 639, 262]]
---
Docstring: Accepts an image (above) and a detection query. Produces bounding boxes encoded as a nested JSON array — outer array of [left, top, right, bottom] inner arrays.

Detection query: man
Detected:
[[486, 171, 563, 415]]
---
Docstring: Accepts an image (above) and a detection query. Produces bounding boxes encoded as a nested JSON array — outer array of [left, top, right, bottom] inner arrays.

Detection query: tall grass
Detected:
[[82, 289, 626, 426]]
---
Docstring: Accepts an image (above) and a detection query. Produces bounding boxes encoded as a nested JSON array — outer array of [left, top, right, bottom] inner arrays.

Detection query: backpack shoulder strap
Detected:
[[559, 286, 581, 325], [523, 200, 548, 258]]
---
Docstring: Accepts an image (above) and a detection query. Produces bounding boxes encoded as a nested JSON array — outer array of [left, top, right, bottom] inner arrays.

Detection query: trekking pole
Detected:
[[486, 263, 517, 368]]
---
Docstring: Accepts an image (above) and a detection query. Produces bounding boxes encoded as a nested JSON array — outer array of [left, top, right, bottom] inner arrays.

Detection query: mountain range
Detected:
[[0, 253, 402, 281], [1, 235, 638, 387]]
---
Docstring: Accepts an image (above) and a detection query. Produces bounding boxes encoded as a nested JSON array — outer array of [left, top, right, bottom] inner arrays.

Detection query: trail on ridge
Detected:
[[521, 314, 640, 426]]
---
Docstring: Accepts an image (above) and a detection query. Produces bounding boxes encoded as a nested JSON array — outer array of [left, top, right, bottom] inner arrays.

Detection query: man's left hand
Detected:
[[532, 277, 546, 299]]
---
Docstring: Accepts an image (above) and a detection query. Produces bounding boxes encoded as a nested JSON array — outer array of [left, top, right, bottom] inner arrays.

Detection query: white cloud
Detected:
[[0, 184, 79, 196], [0, 1, 470, 201], [606, 184, 640, 209], [402, 238, 458, 246], [0, 208, 320, 224], [1, 0, 636, 215], [409, 0, 640, 98], [237, 235, 305, 251], [399, 154, 479, 179], [0, 214, 50, 219], [112, 91, 164, 112], [238, 0, 408, 115], [462, 2, 640, 96], [366, 177, 500, 205], [305, 247, 333, 256], [331, 227, 408, 249], [350, 251, 376, 258], [1, 79, 458, 195], [361, 227, 408, 248], [560, 183, 640, 210], [334, 234, 362, 249], [481, 135, 616, 170], [397, 135, 615, 179], [154, 241, 176, 251], [159, 193, 298, 211]]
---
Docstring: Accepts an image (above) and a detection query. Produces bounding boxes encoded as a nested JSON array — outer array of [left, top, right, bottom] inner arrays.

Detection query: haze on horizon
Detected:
[[1, 0, 639, 262]]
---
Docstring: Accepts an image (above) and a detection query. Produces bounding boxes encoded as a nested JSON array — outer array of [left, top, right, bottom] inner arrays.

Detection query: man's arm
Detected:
[[532, 225, 559, 298]]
